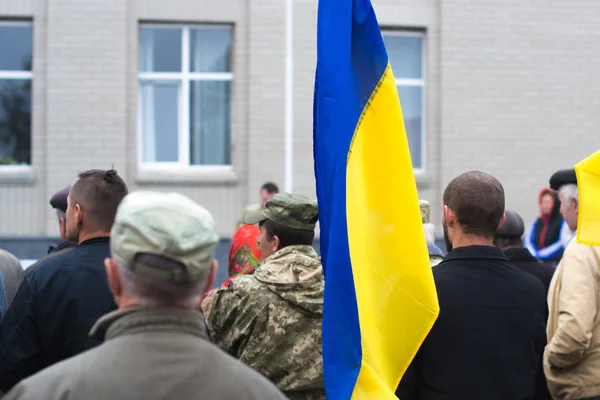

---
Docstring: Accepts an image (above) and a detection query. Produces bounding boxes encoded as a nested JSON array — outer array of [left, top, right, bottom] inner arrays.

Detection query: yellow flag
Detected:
[[575, 150, 600, 246]]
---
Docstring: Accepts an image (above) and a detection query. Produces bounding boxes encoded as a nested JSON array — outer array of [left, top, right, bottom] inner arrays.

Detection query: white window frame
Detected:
[[0, 20, 34, 171], [382, 30, 426, 173], [137, 23, 233, 172]]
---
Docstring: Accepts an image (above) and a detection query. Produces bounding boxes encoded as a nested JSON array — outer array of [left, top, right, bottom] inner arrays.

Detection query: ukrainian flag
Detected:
[[575, 150, 600, 246], [313, 0, 440, 398]]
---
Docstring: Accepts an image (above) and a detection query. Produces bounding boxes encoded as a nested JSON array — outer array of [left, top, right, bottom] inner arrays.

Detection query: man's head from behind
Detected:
[[66, 169, 128, 242], [105, 191, 219, 310], [493, 210, 525, 250], [244, 192, 318, 259], [260, 182, 279, 208], [442, 171, 506, 251]]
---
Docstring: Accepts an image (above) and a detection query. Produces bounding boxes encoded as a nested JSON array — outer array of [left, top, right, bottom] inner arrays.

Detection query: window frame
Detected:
[[382, 30, 426, 173], [0, 20, 34, 171], [137, 23, 234, 172]]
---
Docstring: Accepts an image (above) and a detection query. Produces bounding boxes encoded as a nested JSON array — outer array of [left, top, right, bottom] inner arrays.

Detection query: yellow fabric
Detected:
[[346, 63, 440, 398], [575, 150, 600, 246]]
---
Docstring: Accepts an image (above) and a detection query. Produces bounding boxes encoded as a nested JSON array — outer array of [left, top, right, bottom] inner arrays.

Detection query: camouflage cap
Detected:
[[110, 191, 218, 284], [419, 200, 431, 224], [243, 192, 318, 230]]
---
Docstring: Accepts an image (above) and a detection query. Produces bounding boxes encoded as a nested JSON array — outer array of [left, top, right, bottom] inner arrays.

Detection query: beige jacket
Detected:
[[544, 240, 600, 399]]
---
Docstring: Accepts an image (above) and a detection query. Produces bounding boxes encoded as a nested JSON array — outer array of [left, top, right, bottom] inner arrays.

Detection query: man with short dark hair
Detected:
[[206, 193, 325, 399], [0, 169, 128, 394], [234, 182, 279, 231], [397, 171, 547, 400], [2, 191, 285, 400]]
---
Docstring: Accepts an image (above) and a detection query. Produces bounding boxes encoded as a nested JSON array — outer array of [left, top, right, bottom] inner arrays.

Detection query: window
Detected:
[[382, 31, 425, 170], [0, 22, 33, 166], [138, 24, 232, 167]]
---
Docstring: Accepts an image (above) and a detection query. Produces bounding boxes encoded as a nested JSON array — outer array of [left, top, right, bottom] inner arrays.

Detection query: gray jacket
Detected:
[[0, 250, 23, 306], [3, 307, 287, 400]]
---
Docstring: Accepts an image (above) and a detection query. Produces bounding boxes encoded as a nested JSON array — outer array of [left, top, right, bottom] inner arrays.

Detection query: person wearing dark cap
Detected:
[[544, 169, 600, 400], [206, 193, 325, 399], [1, 191, 285, 400], [496, 210, 555, 293], [48, 185, 78, 254], [23, 186, 78, 278], [0, 169, 128, 395], [495, 210, 554, 400]]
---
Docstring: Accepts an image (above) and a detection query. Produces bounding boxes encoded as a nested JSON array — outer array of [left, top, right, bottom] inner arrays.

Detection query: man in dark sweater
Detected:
[[0, 169, 128, 394], [494, 209, 554, 400], [397, 171, 547, 400], [495, 210, 556, 293]]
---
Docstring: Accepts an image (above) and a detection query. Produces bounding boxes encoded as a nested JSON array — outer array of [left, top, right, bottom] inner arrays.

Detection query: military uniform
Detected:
[[3, 191, 286, 400], [206, 193, 326, 400]]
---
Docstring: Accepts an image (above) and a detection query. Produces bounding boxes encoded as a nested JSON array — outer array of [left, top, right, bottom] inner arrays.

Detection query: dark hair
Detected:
[[493, 236, 523, 249], [259, 219, 314, 249], [442, 171, 505, 237], [70, 169, 128, 231], [261, 182, 279, 195]]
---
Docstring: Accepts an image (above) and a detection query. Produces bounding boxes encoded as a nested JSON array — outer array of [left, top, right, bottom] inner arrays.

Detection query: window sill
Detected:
[[136, 165, 238, 184], [0, 166, 35, 184]]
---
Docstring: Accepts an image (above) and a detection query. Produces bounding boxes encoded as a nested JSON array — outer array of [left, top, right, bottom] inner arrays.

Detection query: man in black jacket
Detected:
[[0, 169, 128, 394], [397, 171, 547, 400], [494, 209, 554, 400]]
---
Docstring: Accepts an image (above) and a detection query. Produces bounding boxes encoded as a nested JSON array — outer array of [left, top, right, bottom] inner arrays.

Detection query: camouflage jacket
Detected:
[[206, 245, 325, 400]]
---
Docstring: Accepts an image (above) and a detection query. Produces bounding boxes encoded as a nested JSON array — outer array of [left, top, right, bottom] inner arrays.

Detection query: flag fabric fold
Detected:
[[313, 0, 440, 398], [575, 150, 600, 246]]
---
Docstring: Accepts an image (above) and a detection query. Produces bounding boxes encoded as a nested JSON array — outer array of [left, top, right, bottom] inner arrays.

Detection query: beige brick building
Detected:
[[0, 0, 599, 259]]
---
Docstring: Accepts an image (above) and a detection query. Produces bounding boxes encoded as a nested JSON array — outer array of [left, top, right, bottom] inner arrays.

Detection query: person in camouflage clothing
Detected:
[[205, 193, 325, 400]]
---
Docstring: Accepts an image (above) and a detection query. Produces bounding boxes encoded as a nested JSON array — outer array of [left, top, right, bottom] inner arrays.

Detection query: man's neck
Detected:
[[450, 233, 494, 250], [78, 230, 111, 244]]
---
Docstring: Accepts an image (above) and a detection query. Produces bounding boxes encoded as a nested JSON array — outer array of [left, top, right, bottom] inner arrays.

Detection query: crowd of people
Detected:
[[0, 166, 596, 400]]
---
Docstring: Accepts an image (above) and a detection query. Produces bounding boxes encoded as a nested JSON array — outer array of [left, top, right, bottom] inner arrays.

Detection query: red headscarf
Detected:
[[223, 224, 263, 287]]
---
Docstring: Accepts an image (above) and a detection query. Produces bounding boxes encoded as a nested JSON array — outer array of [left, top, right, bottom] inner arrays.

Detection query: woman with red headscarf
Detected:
[[223, 224, 263, 287], [201, 224, 262, 315]]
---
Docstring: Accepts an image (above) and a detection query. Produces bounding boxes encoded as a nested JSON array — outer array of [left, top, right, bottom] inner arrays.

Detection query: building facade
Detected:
[[0, 0, 599, 259]]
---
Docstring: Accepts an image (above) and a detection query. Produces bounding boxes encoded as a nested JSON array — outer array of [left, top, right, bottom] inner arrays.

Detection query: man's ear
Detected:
[[105, 258, 123, 303], [444, 206, 459, 228], [74, 203, 83, 226], [273, 235, 281, 252], [202, 259, 218, 295]]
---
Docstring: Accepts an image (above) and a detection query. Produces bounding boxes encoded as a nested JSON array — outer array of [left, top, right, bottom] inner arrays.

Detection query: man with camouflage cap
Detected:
[[205, 193, 325, 400], [3, 191, 286, 400]]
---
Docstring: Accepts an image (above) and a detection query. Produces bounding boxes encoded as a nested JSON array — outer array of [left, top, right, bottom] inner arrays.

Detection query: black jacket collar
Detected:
[[443, 245, 509, 262]]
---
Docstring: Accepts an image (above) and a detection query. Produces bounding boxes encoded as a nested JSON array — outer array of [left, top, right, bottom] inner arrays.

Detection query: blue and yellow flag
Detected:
[[575, 150, 600, 246], [313, 0, 440, 398]]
